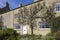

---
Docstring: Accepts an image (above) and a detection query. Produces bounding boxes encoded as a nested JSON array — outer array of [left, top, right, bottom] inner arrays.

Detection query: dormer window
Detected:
[[55, 3, 60, 12]]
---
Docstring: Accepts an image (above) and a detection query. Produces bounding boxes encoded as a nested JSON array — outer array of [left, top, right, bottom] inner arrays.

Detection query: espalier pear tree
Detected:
[[18, 2, 44, 34], [42, 3, 60, 34]]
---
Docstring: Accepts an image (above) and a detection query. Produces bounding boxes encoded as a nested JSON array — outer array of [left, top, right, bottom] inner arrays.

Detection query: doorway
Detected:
[[22, 24, 27, 35]]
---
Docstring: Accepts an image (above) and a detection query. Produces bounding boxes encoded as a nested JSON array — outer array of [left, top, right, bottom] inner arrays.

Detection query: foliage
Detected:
[[46, 33, 52, 36], [42, 4, 60, 34], [0, 29, 42, 40], [54, 30, 60, 40], [41, 2, 60, 40], [0, 28, 20, 40], [51, 16, 60, 33], [45, 33, 54, 40], [42, 5, 55, 23], [20, 34, 42, 40], [18, 2, 44, 34]]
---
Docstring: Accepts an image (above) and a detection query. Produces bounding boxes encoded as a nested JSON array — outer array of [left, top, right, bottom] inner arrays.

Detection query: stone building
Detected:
[[0, 0, 60, 35]]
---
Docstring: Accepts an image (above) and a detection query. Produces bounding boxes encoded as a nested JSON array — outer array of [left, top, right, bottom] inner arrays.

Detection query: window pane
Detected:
[[55, 3, 60, 11], [14, 24, 20, 29], [38, 22, 50, 28]]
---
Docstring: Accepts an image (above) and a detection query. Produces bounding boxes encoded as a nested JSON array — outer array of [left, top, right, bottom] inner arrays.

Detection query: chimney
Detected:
[[6, 2, 9, 7], [20, 3, 22, 7], [19, 2, 22, 7], [6, 2, 10, 10]]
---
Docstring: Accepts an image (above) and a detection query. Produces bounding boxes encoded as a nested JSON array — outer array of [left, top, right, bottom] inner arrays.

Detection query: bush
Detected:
[[0, 29, 42, 40], [54, 31, 60, 40], [0, 28, 20, 40], [20, 34, 42, 40], [45, 33, 54, 40]]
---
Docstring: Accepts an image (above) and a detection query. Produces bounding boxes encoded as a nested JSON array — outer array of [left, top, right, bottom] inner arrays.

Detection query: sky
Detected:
[[0, 0, 34, 10]]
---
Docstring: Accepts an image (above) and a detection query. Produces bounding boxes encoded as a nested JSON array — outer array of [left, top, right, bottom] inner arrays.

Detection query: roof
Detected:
[[0, 0, 43, 14]]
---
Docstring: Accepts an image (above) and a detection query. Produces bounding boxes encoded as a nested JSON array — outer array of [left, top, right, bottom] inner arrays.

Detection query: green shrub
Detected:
[[45, 33, 54, 40], [54, 31, 60, 40], [20, 34, 42, 40], [0, 28, 42, 40], [0, 28, 20, 40]]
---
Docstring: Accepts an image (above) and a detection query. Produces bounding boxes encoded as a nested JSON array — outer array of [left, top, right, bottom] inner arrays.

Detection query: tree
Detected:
[[42, 5, 55, 23], [18, 3, 43, 35], [43, 6, 56, 34], [42, 3, 60, 34], [51, 16, 60, 33]]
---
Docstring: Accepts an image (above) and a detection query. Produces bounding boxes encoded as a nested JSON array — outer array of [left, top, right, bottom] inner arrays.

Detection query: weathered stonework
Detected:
[[0, 0, 60, 35]]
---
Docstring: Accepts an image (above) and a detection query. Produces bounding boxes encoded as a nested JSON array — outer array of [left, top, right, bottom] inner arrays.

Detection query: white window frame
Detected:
[[54, 3, 60, 12], [38, 22, 50, 30], [14, 24, 20, 30]]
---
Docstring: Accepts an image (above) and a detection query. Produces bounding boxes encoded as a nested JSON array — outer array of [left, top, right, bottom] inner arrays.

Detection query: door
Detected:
[[22, 24, 27, 35]]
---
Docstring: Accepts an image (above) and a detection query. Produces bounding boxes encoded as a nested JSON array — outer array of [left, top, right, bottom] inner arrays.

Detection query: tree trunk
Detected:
[[30, 25, 33, 35]]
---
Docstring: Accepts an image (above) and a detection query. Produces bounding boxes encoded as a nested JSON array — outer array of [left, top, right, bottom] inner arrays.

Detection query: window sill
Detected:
[[54, 10, 60, 12], [39, 28, 51, 30], [14, 29, 21, 31]]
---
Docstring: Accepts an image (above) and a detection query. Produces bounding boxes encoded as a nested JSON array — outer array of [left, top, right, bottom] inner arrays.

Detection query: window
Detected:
[[55, 3, 60, 11], [2, 25, 7, 29], [14, 14, 19, 18], [1, 16, 6, 22], [38, 22, 50, 28], [14, 24, 20, 29]]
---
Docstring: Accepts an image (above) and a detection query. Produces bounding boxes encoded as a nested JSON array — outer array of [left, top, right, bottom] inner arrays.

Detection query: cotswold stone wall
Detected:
[[0, 0, 60, 35]]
